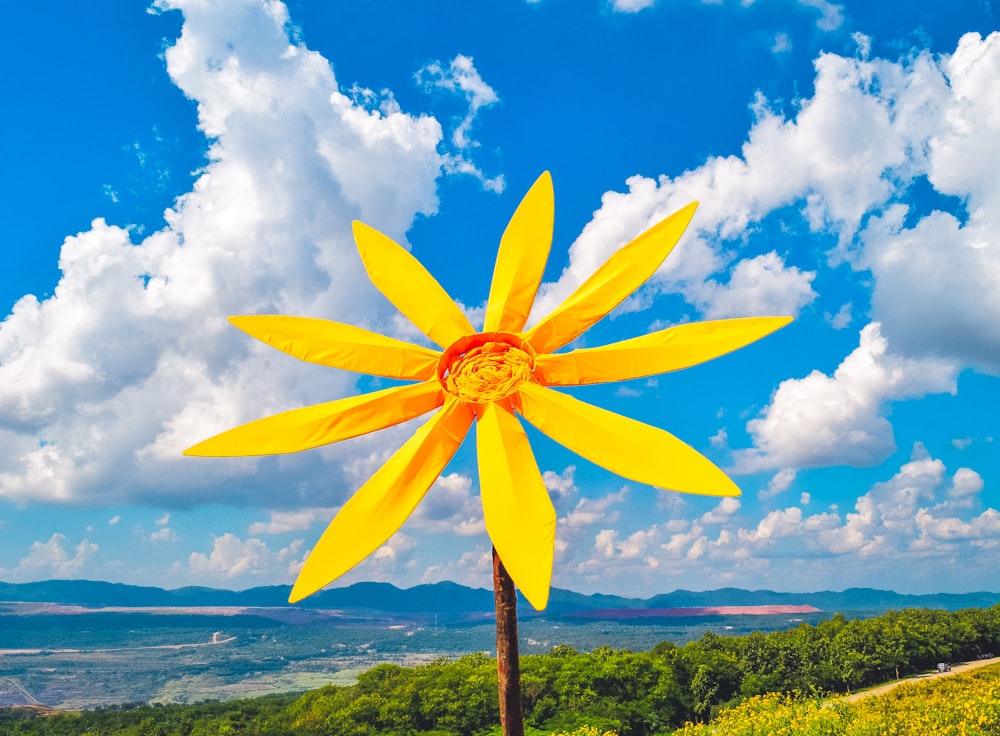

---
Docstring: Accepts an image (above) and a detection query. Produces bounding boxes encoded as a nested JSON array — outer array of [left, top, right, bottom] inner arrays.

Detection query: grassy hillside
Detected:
[[670, 663, 1000, 736]]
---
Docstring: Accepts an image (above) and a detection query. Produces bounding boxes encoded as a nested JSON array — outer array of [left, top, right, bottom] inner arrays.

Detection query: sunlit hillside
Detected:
[[671, 663, 1000, 736]]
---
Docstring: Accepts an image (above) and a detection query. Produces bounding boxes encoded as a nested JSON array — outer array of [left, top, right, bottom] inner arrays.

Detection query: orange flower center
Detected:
[[438, 332, 536, 403]]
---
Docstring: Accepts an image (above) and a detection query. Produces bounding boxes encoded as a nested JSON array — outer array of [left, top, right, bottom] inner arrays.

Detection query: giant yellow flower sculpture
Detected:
[[185, 173, 790, 611]]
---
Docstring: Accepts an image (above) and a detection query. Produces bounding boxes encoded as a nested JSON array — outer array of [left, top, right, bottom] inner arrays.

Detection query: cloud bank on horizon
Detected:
[[0, 0, 996, 596]]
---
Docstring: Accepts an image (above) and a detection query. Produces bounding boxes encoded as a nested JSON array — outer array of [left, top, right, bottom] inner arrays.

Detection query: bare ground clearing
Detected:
[[0, 631, 235, 656]]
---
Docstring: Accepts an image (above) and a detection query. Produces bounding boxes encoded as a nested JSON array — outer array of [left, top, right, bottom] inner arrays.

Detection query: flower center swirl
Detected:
[[438, 332, 536, 403]]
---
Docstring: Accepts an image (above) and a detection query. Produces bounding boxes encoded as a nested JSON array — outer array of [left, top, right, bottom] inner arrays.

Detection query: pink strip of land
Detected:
[[568, 604, 820, 619]]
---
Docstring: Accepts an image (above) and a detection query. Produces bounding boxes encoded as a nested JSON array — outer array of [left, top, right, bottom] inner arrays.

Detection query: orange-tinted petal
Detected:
[[476, 403, 556, 610], [517, 382, 739, 497], [535, 316, 793, 385], [524, 202, 698, 354], [290, 399, 475, 603], [483, 172, 554, 333], [184, 381, 443, 457], [229, 315, 440, 380], [353, 221, 474, 348]]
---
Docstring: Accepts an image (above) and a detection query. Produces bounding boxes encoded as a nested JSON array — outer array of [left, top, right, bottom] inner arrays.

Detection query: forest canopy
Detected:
[[3, 605, 998, 736]]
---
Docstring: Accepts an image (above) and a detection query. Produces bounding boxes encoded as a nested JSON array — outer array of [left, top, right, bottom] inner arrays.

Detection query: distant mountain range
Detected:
[[2, 579, 998, 616]]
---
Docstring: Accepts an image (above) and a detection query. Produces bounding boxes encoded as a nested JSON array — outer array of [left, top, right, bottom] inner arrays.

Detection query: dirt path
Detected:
[[1, 676, 40, 705], [843, 657, 1000, 703]]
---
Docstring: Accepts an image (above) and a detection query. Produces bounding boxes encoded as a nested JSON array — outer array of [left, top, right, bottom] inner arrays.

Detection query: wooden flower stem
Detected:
[[492, 546, 525, 736]]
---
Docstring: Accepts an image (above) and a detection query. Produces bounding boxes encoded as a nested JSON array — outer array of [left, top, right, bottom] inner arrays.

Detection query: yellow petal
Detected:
[[290, 399, 475, 603], [484, 172, 554, 333], [535, 316, 793, 385], [524, 202, 698, 354], [228, 315, 440, 380], [184, 381, 444, 457], [353, 221, 474, 349], [516, 382, 740, 497], [476, 403, 556, 611]]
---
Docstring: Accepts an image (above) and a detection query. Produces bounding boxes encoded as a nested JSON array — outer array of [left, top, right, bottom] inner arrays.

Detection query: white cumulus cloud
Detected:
[[409, 472, 486, 537], [565, 445, 995, 593], [415, 54, 504, 192], [0, 0, 472, 508], [733, 32, 1000, 468], [735, 323, 957, 471], [530, 40, 949, 328], [16, 534, 99, 579], [535, 33, 1000, 481], [188, 533, 304, 581], [150, 526, 181, 543], [248, 507, 340, 535]]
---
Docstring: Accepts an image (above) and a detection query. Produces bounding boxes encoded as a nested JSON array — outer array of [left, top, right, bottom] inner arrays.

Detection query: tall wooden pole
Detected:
[[492, 546, 524, 736]]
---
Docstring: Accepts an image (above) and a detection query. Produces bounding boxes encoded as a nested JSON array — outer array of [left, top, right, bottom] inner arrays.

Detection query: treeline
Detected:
[[4, 605, 999, 736]]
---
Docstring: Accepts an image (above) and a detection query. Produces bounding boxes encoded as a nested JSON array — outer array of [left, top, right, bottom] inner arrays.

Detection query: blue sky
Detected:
[[1, 0, 998, 598]]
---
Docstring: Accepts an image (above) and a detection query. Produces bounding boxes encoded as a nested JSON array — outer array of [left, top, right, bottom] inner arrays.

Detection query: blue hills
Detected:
[[1, 579, 998, 615]]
